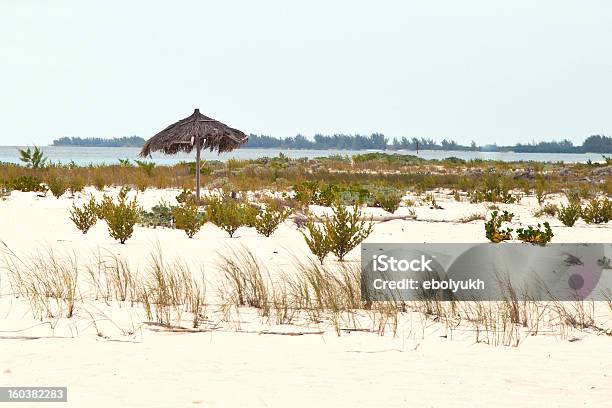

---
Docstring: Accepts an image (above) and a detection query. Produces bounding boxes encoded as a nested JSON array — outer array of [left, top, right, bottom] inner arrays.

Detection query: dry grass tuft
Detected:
[[3, 247, 79, 319]]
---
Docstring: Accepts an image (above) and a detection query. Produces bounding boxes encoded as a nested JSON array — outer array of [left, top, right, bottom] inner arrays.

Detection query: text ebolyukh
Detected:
[[361, 243, 611, 301], [369, 253, 485, 292]]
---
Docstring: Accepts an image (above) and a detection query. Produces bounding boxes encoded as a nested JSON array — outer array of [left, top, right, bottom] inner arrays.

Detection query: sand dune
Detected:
[[0, 188, 610, 407]]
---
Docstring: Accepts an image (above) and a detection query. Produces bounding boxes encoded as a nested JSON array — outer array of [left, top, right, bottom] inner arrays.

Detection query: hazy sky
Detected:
[[1, 1, 611, 146]]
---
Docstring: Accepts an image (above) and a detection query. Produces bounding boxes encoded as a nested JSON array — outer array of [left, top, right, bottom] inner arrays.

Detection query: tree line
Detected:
[[246, 134, 611, 153], [52, 134, 612, 153], [53, 136, 146, 147]]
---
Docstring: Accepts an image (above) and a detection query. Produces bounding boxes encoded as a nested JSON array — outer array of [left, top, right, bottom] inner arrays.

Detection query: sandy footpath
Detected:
[[0, 188, 610, 408]]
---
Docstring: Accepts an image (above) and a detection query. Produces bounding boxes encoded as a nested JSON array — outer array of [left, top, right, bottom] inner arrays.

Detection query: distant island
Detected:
[[52, 136, 146, 148], [52, 134, 612, 153], [247, 133, 612, 153]]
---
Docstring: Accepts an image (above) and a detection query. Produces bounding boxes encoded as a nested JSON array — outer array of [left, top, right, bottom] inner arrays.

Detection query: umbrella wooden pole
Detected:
[[195, 138, 201, 204]]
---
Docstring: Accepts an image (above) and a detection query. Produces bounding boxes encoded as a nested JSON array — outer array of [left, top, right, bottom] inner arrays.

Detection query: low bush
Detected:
[[323, 203, 373, 261], [301, 219, 331, 264], [99, 187, 141, 244], [565, 188, 581, 205], [516, 222, 553, 245], [535, 182, 547, 205], [293, 181, 320, 205], [93, 175, 106, 191], [7, 176, 45, 192], [176, 188, 197, 205], [205, 195, 246, 237], [533, 203, 558, 217], [139, 200, 176, 228], [582, 197, 611, 224], [47, 177, 68, 199], [485, 211, 514, 243], [293, 181, 374, 207], [68, 176, 85, 197], [317, 184, 341, 206], [373, 187, 403, 214], [253, 202, 292, 237], [469, 179, 519, 204], [242, 203, 260, 228], [557, 202, 581, 227], [338, 185, 374, 206], [69, 197, 98, 234], [173, 203, 205, 238], [134, 160, 156, 177]]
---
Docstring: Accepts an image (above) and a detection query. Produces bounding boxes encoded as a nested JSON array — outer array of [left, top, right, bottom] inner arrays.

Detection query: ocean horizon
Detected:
[[0, 145, 607, 165]]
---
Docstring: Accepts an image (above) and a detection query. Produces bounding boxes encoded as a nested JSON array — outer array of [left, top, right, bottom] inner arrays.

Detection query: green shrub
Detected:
[[301, 219, 331, 264], [140, 200, 176, 228], [323, 203, 373, 261], [533, 203, 558, 217], [176, 188, 196, 205], [100, 187, 141, 244], [134, 174, 149, 192], [242, 203, 260, 228], [134, 160, 156, 176], [339, 185, 374, 206], [47, 177, 68, 199], [316, 184, 341, 206], [565, 188, 581, 205], [579, 184, 595, 200], [582, 197, 611, 224], [485, 211, 514, 243], [339, 191, 361, 206], [93, 175, 106, 191], [293, 181, 320, 205], [18, 146, 47, 168], [293, 181, 377, 207], [373, 187, 403, 213], [68, 176, 85, 196], [469, 180, 518, 204], [535, 182, 547, 205], [516, 222, 553, 245], [7, 176, 45, 192], [173, 203, 205, 238], [453, 190, 461, 202], [557, 202, 581, 227], [69, 197, 98, 234], [254, 203, 291, 237], [205, 195, 246, 237], [352, 185, 374, 205]]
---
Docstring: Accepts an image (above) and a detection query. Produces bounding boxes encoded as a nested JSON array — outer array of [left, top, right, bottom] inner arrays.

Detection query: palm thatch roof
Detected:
[[140, 109, 248, 157]]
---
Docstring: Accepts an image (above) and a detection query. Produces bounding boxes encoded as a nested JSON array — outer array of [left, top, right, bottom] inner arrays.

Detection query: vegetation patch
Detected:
[[69, 197, 98, 234], [485, 211, 514, 243], [557, 202, 581, 227], [173, 203, 206, 238], [98, 187, 141, 244], [516, 222, 554, 245]]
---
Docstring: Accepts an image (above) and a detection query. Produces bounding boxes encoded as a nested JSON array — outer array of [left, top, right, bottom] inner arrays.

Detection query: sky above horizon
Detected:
[[1, 1, 611, 146]]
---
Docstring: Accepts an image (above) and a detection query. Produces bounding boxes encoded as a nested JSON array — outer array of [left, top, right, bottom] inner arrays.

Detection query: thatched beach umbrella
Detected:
[[140, 109, 248, 202]]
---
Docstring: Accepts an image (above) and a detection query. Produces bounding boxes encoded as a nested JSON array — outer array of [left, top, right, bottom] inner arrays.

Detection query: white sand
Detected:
[[0, 188, 611, 408]]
